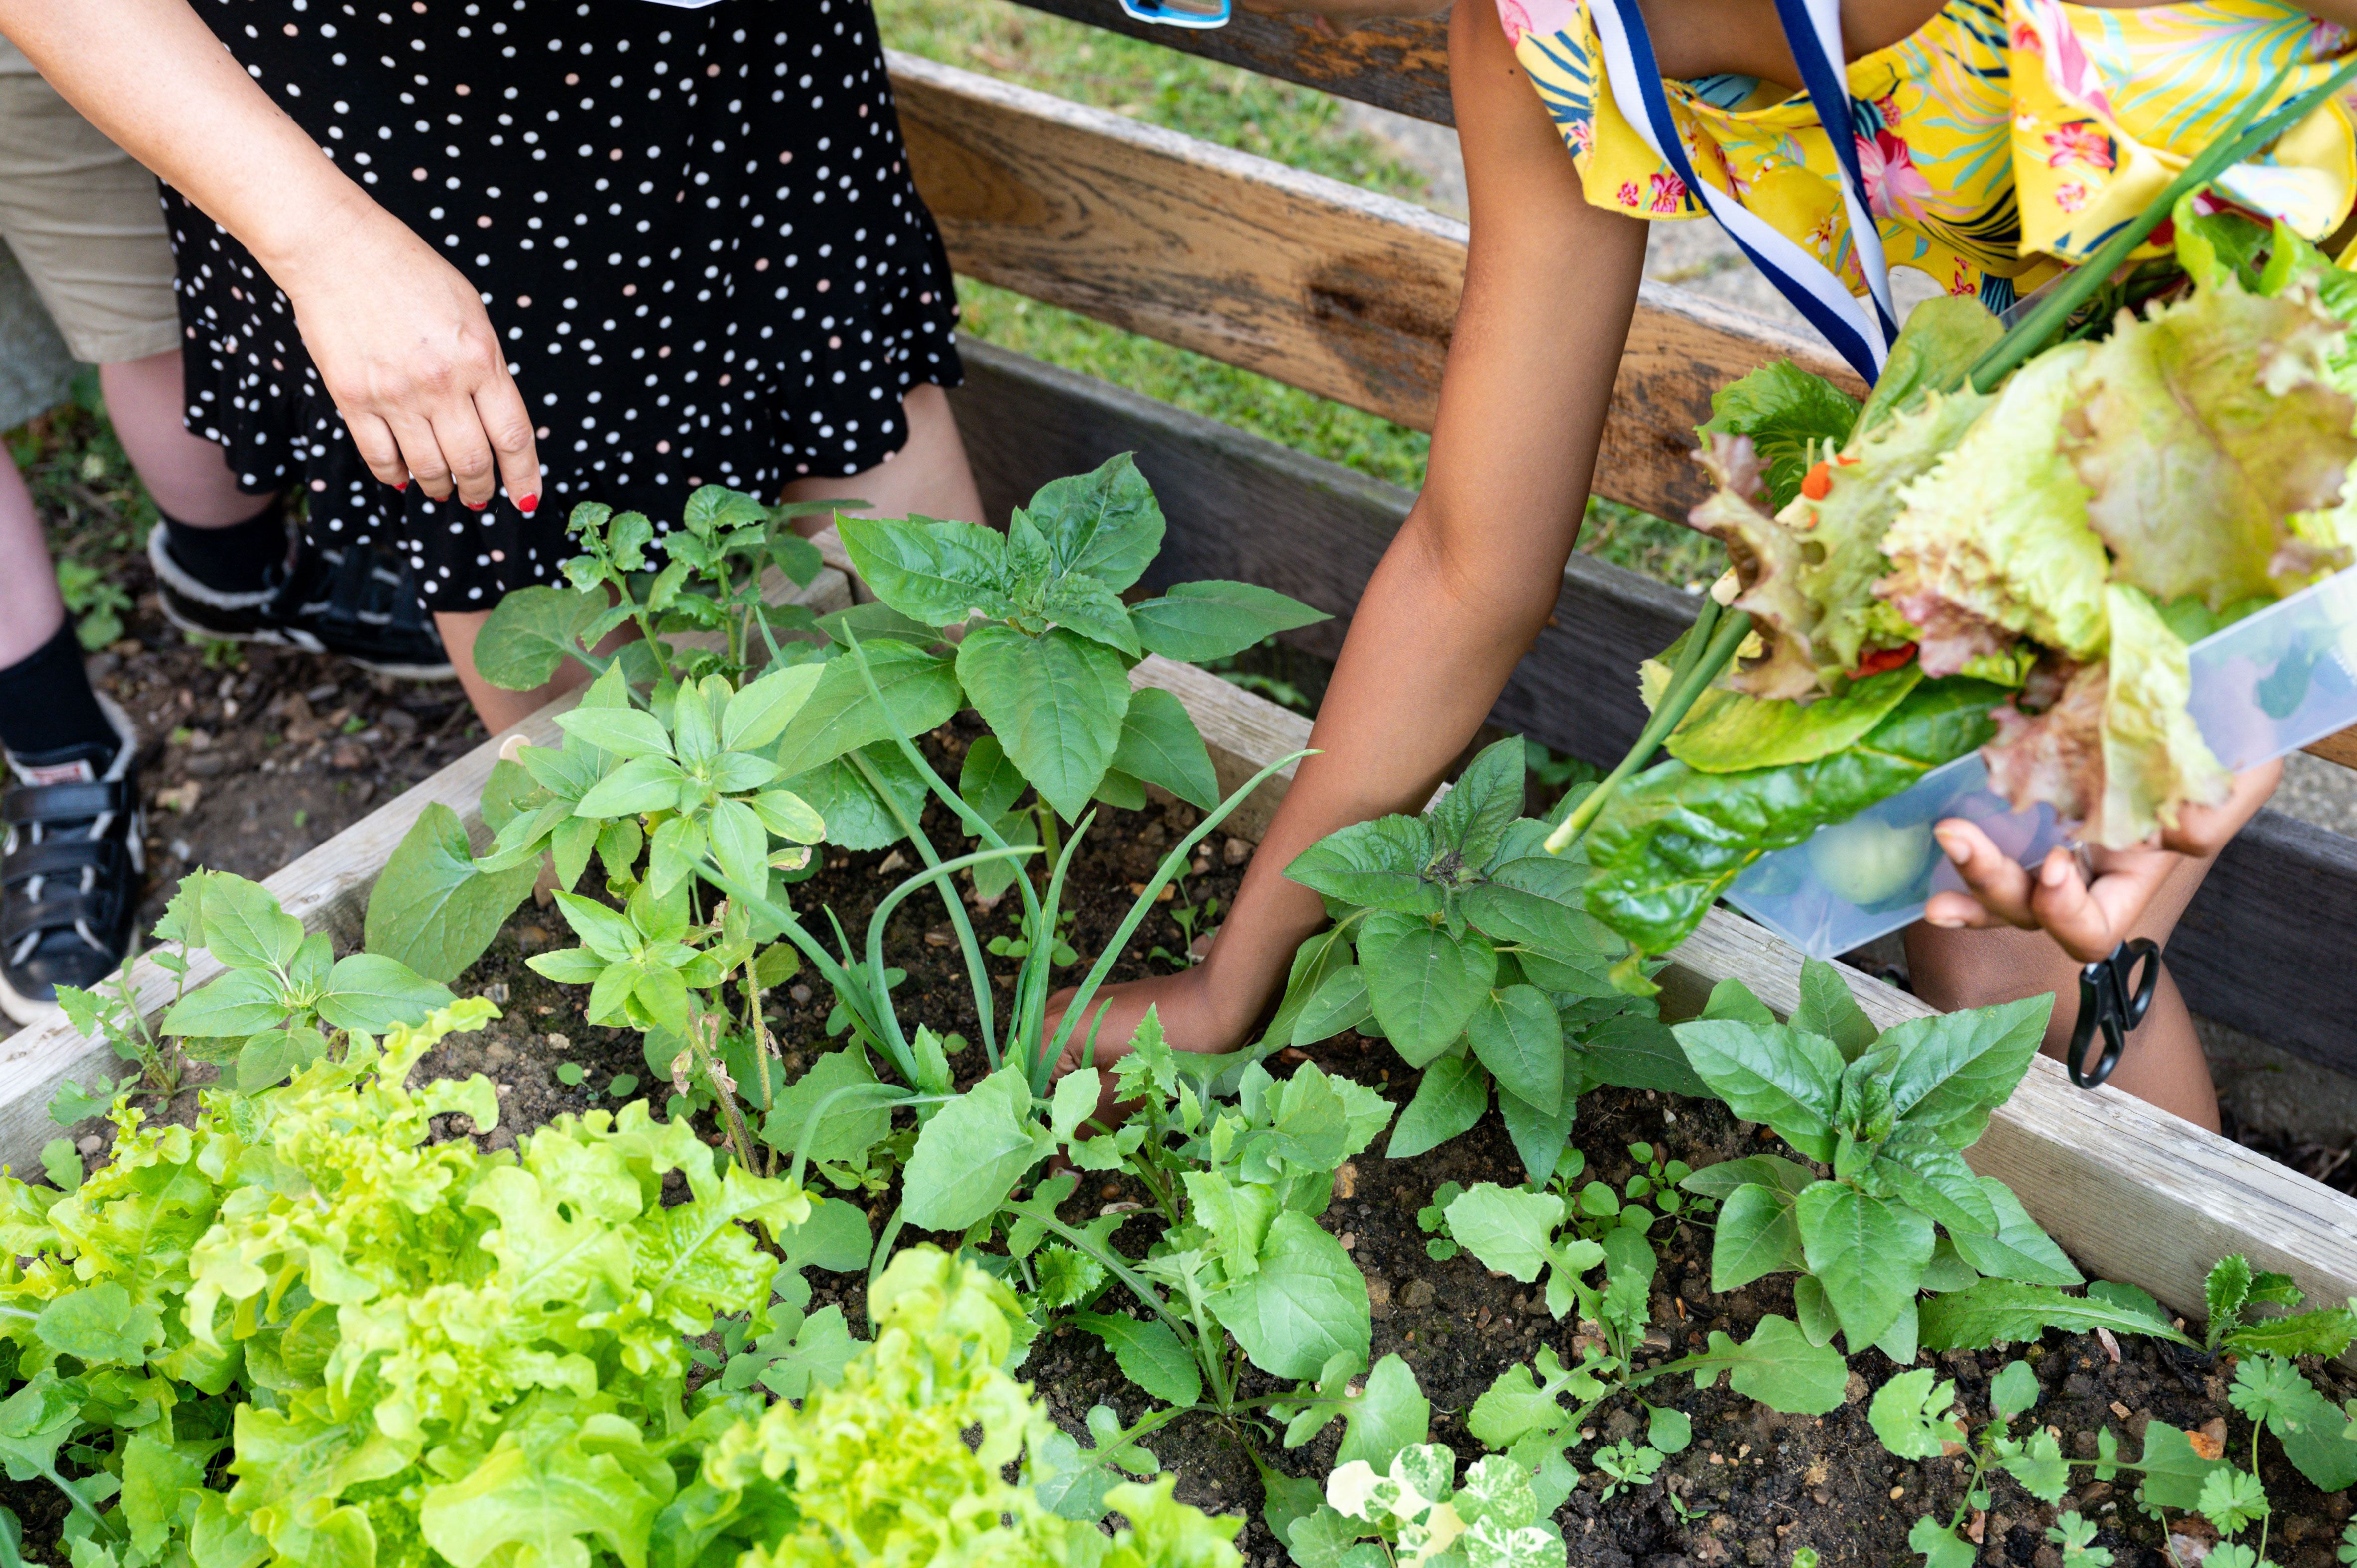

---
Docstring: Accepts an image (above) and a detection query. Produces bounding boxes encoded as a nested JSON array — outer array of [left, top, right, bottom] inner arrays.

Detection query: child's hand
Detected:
[[1922, 760, 2282, 962], [1233, 0, 1449, 37]]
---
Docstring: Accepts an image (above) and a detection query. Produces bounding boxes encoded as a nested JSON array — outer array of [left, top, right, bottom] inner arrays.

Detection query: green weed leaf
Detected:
[[957, 624, 1130, 821]]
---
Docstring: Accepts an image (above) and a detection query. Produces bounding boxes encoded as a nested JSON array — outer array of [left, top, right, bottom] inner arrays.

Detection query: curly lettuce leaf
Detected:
[[1982, 592, 2233, 848], [1689, 386, 1985, 700], [1582, 679, 2006, 953], [1696, 360, 1860, 513], [2064, 281, 2357, 608], [1878, 344, 2110, 669], [1854, 295, 2004, 438], [2098, 586, 2232, 846]]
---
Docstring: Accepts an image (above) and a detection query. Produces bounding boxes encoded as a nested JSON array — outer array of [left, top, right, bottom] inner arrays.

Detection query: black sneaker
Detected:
[[2, 696, 142, 1026], [149, 525, 455, 680]]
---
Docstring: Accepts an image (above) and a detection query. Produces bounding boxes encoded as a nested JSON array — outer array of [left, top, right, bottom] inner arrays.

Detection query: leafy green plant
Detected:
[[675, 1247, 1244, 1567], [0, 1001, 815, 1567], [49, 868, 453, 1125], [1269, 737, 1698, 1173], [1284, 1444, 1567, 1568], [837, 452, 1326, 825], [1883, 1256, 2357, 1568], [1445, 1177, 1845, 1509], [56, 557, 131, 650], [1673, 962, 2076, 1358]]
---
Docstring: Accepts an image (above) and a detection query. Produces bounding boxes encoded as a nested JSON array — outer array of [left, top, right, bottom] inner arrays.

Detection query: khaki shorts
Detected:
[[0, 40, 179, 366]]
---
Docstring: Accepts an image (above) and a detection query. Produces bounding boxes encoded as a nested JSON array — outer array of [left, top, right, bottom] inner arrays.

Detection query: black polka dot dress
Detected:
[[163, 0, 964, 612]]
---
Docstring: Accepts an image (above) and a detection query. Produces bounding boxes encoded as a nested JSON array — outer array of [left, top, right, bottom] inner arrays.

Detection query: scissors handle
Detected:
[[2066, 938, 2161, 1089]]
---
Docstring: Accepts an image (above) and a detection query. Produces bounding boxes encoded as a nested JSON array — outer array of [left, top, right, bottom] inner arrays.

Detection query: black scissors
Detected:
[[2068, 938, 2162, 1089]]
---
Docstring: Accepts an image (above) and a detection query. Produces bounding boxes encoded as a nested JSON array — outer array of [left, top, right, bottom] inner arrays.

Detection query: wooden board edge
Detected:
[[0, 568, 851, 1173]]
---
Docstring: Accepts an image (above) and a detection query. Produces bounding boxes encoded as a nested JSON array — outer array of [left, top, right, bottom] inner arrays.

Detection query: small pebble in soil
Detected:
[[75, 1135, 102, 1156], [789, 985, 812, 1004], [484, 982, 509, 1005], [546, 1033, 571, 1052], [1223, 836, 1249, 866]]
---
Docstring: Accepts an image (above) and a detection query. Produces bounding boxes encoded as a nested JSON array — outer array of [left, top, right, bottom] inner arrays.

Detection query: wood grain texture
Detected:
[[891, 47, 1861, 520], [0, 569, 851, 1173], [1000, 0, 1456, 124], [2304, 725, 2357, 768], [1125, 660, 2357, 1354], [2170, 807, 2357, 1075]]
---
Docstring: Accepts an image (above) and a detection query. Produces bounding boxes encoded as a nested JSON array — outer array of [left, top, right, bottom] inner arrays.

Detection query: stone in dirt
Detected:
[[1400, 1278, 1435, 1309]]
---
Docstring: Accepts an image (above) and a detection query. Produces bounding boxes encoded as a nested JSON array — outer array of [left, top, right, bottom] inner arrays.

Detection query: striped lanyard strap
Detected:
[[1587, 0, 1901, 383]]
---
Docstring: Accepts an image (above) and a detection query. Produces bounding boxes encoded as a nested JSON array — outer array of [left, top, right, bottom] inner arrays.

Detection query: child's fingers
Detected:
[[1927, 820, 2038, 930], [2158, 758, 2281, 858], [2016, 848, 2130, 964]]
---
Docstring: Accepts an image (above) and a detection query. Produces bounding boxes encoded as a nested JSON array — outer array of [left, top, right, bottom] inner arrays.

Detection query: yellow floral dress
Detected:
[[1498, 0, 2357, 313]]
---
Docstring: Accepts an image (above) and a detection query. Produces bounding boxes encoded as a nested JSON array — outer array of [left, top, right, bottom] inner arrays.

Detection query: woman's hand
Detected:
[[1922, 761, 2282, 961], [274, 195, 541, 510], [1233, 0, 1449, 36], [0, 0, 541, 510]]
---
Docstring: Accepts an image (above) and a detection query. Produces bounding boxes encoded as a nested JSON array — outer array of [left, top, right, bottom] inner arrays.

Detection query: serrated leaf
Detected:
[[1795, 1182, 1933, 1347], [957, 624, 1130, 822], [1908, 1516, 1977, 1568], [836, 514, 1016, 626], [1868, 1368, 1964, 1459], [1917, 1280, 2195, 1352], [1293, 965, 1373, 1047], [901, 1067, 1050, 1232], [1015, 453, 1164, 592], [1681, 1154, 1816, 1202], [2135, 1422, 2234, 1513], [1071, 1313, 1204, 1408], [1359, 918, 1496, 1067], [1206, 1211, 1370, 1380], [1442, 1184, 1565, 1283], [1430, 738, 1525, 867], [1286, 816, 1443, 918], [1880, 996, 2050, 1146], [1682, 1315, 1849, 1414], [473, 584, 606, 690], [1042, 572, 1143, 656], [1336, 1355, 1428, 1471], [1873, 1137, 1999, 1238], [768, 641, 963, 781]]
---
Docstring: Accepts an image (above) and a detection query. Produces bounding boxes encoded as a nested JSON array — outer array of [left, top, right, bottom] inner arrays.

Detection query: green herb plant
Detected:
[[1282, 1443, 1570, 1568], [1673, 961, 2079, 1360], [47, 867, 454, 1132], [1266, 737, 1701, 1174], [1878, 1255, 2357, 1568]]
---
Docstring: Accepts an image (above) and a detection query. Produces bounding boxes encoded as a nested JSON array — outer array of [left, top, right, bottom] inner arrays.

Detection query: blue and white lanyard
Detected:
[[1587, 0, 1901, 383]]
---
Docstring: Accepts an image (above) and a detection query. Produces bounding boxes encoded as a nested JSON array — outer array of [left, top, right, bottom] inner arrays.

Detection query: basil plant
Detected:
[[1675, 961, 2081, 1360], [1267, 737, 1702, 1179]]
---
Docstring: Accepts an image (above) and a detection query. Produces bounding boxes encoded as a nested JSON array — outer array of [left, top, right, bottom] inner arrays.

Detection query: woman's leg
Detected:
[[1905, 853, 2222, 1130], [437, 383, 987, 733], [781, 383, 986, 527]]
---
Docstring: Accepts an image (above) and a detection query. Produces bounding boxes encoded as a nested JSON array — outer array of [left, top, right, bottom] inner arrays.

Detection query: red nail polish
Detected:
[[466, 499, 488, 512], [516, 493, 540, 516], [393, 479, 409, 492]]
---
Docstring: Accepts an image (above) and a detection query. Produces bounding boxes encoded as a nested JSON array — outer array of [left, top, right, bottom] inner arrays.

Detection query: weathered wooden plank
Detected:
[[2171, 808, 2357, 1077], [0, 569, 852, 1172], [891, 49, 1860, 524], [945, 341, 2357, 1069], [2305, 726, 2357, 767], [949, 338, 1694, 763], [997, 0, 1455, 125]]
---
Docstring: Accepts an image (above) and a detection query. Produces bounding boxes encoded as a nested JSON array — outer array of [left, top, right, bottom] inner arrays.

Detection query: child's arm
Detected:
[[0, 0, 539, 512]]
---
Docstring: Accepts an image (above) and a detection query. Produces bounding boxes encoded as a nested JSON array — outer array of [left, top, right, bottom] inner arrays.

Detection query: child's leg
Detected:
[[0, 458, 67, 669], [101, 349, 272, 526], [1905, 851, 2221, 1129]]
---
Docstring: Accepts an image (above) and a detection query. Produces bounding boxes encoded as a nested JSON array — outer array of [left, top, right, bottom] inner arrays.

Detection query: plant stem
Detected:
[[1545, 603, 1750, 853]]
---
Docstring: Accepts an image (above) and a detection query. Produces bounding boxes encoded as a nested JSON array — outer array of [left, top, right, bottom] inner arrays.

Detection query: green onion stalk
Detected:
[[1545, 52, 2357, 859]]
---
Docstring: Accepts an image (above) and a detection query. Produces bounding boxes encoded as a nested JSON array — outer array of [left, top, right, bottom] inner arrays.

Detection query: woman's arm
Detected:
[[0, 0, 538, 508]]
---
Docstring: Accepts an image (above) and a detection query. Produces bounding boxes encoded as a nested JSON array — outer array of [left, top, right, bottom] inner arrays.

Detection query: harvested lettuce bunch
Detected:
[[1585, 218, 2357, 957]]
